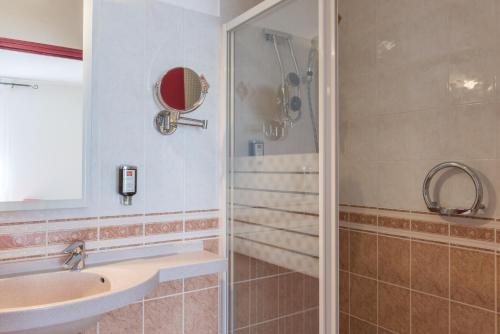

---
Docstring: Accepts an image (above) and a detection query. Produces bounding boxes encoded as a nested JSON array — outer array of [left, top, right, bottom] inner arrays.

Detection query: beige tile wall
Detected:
[[339, 208, 500, 334], [83, 273, 220, 334], [231, 254, 319, 334], [339, 0, 500, 330], [339, 0, 500, 218]]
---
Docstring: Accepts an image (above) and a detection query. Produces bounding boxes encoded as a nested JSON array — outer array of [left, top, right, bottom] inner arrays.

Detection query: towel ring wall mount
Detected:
[[422, 162, 485, 216]]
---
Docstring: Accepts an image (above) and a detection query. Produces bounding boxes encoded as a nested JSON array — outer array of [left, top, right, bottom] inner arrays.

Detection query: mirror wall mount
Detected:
[[155, 110, 208, 135], [154, 67, 208, 135]]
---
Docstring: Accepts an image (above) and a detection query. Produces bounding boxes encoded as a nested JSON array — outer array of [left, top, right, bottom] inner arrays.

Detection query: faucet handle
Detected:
[[63, 241, 85, 254]]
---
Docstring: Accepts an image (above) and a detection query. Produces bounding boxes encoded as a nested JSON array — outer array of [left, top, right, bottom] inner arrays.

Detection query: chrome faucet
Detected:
[[63, 241, 86, 271]]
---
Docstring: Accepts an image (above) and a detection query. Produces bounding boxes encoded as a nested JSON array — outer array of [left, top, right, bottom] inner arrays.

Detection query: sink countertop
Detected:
[[0, 250, 226, 334]]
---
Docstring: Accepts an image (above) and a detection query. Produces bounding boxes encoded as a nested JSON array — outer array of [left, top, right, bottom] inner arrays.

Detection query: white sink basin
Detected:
[[0, 251, 225, 334], [0, 263, 157, 334], [0, 271, 111, 309]]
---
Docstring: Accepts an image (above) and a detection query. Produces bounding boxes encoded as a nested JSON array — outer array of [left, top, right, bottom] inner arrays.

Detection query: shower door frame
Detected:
[[220, 0, 338, 333]]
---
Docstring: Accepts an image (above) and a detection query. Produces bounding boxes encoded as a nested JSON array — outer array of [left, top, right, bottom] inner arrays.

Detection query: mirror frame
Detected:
[[155, 67, 209, 114], [0, 0, 92, 212]]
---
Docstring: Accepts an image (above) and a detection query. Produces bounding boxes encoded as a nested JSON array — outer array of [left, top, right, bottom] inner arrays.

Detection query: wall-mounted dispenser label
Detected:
[[249, 140, 264, 156], [118, 165, 137, 206]]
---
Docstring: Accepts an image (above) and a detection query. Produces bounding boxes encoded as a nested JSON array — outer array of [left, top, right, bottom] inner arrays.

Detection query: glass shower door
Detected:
[[226, 0, 320, 333]]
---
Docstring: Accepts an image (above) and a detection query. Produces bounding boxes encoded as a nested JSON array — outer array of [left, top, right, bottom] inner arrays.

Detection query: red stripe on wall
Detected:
[[0, 37, 83, 60]]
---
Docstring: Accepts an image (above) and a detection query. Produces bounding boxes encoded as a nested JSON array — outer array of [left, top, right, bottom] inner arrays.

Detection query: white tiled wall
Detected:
[[0, 0, 226, 224]]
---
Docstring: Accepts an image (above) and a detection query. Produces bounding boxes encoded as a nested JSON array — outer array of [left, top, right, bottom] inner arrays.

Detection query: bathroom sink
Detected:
[[0, 271, 111, 309], [0, 250, 225, 334], [0, 264, 157, 334]]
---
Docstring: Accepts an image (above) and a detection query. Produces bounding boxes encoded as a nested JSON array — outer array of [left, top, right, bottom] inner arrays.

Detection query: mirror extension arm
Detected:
[[155, 110, 207, 135], [178, 115, 208, 129]]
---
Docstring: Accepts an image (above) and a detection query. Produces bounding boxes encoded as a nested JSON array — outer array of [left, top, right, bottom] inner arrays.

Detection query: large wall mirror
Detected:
[[0, 0, 90, 211]]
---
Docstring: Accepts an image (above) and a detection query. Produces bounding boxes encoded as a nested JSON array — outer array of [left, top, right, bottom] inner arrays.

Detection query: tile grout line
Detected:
[[144, 285, 219, 303], [495, 248, 498, 334], [141, 298, 145, 334], [409, 236, 412, 334], [44, 220, 48, 257], [235, 307, 319, 331], [247, 257, 251, 333], [348, 314, 397, 334], [233, 270, 299, 285], [277, 268, 280, 334], [376, 218, 379, 331], [182, 278, 185, 334], [449, 238, 451, 334], [348, 225, 351, 334]]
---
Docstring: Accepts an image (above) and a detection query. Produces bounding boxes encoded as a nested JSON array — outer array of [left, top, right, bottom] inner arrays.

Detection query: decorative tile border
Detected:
[[0, 232, 46, 250], [186, 218, 218, 231], [48, 228, 98, 245], [378, 216, 410, 230], [411, 219, 449, 236], [146, 221, 183, 235], [0, 209, 220, 263], [340, 205, 500, 250]]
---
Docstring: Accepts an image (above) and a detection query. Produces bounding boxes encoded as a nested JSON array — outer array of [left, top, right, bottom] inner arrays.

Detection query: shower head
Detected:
[[263, 28, 292, 42]]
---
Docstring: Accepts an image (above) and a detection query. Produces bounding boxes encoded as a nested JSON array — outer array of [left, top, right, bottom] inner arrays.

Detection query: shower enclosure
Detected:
[[223, 0, 336, 332]]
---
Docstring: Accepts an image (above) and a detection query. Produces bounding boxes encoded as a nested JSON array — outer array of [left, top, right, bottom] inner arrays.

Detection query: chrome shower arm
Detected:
[[272, 36, 286, 87], [287, 38, 301, 82]]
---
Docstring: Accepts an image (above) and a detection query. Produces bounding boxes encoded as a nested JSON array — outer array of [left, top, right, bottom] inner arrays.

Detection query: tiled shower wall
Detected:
[[232, 254, 319, 334], [0, 0, 262, 333], [339, 0, 500, 216], [339, 0, 500, 332], [339, 207, 500, 334], [231, 154, 320, 333]]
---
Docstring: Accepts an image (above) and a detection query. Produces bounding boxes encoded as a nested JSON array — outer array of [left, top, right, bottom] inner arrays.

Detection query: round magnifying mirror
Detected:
[[156, 67, 209, 113]]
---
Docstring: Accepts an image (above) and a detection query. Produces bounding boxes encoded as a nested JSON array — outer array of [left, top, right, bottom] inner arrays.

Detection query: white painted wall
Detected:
[[0, 0, 83, 49], [0, 49, 83, 83]]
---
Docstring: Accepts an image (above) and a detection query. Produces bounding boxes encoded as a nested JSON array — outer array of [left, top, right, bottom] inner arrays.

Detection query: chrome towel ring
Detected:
[[422, 162, 485, 216]]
